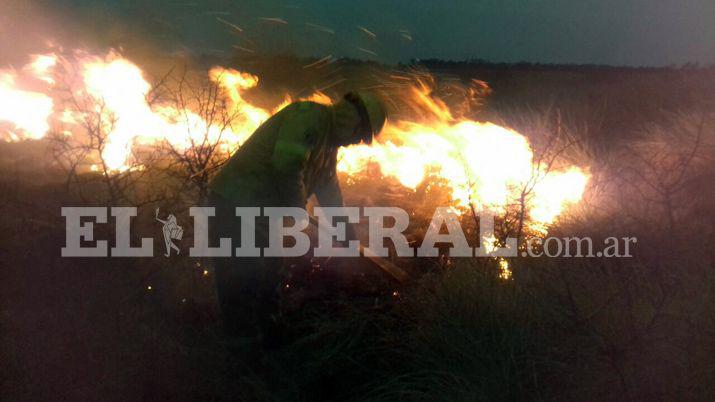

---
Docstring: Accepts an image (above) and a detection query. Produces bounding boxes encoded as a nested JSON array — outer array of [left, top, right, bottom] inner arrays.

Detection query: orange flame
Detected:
[[338, 120, 588, 228], [0, 49, 588, 229], [0, 54, 55, 140]]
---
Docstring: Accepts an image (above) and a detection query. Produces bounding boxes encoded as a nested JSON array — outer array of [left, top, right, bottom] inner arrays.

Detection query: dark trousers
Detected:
[[209, 192, 283, 344]]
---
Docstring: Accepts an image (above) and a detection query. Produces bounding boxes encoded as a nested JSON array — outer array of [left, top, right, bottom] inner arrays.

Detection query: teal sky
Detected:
[[4, 0, 715, 66]]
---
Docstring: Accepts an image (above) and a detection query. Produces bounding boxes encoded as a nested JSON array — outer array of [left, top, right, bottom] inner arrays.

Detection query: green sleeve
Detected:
[[314, 159, 344, 208], [270, 111, 316, 207], [315, 161, 356, 240]]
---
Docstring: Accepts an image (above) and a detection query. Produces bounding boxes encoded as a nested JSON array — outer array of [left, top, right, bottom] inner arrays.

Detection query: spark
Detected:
[[498, 259, 512, 280], [216, 17, 243, 33], [389, 74, 413, 81], [358, 26, 377, 39], [302, 55, 333, 69], [305, 22, 335, 34], [259, 17, 288, 25], [316, 78, 347, 92], [232, 45, 255, 53], [357, 47, 378, 57]]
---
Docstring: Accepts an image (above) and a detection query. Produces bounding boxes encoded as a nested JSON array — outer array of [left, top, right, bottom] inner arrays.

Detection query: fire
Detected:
[[27, 54, 58, 85], [335, 72, 589, 229], [81, 55, 160, 170], [337, 120, 588, 228], [0, 58, 54, 140], [0, 48, 588, 231], [209, 66, 270, 128], [498, 258, 512, 280], [60, 53, 264, 171], [339, 121, 536, 204], [530, 167, 588, 225]]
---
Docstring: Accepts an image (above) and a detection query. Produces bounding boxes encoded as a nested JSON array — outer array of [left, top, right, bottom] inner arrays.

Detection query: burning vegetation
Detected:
[[0, 48, 588, 239]]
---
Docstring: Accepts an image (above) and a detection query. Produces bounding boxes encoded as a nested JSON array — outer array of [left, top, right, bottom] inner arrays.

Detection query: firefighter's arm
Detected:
[[270, 116, 314, 207], [315, 166, 359, 241], [314, 167, 344, 208]]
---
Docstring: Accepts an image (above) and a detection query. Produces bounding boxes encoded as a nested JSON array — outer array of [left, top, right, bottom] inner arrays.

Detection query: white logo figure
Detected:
[[155, 208, 183, 257]]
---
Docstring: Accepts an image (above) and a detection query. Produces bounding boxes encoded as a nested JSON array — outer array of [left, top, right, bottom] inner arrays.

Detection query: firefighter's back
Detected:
[[209, 101, 331, 204]]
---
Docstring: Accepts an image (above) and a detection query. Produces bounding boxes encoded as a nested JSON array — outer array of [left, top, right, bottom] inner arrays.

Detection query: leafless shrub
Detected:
[[48, 62, 163, 206], [150, 66, 244, 205]]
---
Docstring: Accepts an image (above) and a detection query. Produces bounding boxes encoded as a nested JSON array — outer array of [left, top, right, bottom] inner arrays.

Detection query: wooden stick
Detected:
[[359, 244, 410, 283], [308, 216, 409, 283]]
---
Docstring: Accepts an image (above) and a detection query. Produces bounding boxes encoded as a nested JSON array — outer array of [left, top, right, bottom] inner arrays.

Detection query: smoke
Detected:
[[0, 1, 59, 65], [0, 0, 170, 67]]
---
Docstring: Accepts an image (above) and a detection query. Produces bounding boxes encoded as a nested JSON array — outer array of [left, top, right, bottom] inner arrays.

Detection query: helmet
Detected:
[[343, 92, 387, 144]]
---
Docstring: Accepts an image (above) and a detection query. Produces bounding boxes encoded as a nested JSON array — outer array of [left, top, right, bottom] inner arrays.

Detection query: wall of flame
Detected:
[[0, 50, 588, 230]]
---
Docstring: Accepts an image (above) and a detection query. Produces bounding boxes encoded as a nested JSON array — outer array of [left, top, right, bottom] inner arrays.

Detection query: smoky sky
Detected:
[[4, 0, 715, 66]]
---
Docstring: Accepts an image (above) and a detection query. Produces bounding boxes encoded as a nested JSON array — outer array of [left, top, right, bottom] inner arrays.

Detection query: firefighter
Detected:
[[208, 92, 387, 347]]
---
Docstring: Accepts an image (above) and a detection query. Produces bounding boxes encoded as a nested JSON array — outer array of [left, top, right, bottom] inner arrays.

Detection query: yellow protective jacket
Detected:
[[209, 101, 343, 207]]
